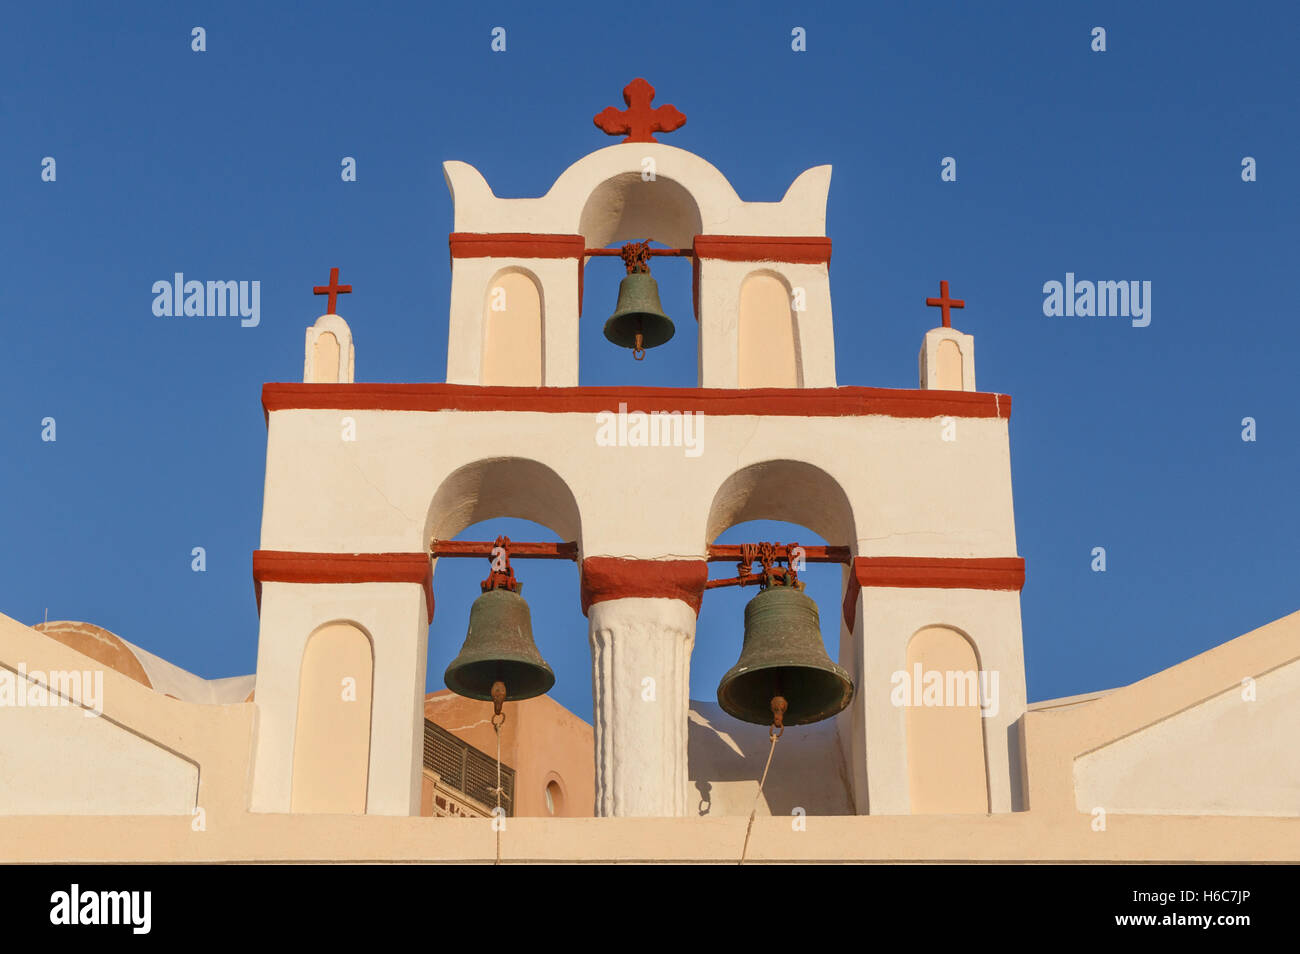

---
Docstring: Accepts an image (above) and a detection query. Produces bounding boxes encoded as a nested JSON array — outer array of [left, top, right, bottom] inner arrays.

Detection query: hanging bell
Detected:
[[603, 270, 675, 356], [717, 581, 854, 726], [444, 586, 555, 702]]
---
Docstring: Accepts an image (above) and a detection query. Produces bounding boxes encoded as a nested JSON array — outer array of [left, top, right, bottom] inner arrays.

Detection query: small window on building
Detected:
[[545, 779, 564, 816]]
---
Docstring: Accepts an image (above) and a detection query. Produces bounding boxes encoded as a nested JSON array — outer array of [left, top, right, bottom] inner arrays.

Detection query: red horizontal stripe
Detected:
[[253, 550, 434, 622], [842, 556, 1025, 628], [449, 232, 586, 259], [580, 557, 708, 616], [262, 383, 1011, 421], [693, 235, 832, 264]]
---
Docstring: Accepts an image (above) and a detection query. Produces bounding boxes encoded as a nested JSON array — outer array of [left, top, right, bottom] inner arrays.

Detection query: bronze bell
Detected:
[[604, 268, 675, 358], [717, 581, 854, 726], [444, 586, 555, 702]]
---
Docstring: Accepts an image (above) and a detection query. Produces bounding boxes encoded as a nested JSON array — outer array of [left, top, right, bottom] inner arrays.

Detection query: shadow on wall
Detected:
[[687, 701, 854, 817]]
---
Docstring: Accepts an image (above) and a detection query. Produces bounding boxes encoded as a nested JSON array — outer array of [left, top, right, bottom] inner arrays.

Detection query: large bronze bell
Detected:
[[717, 582, 854, 726], [603, 270, 675, 354], [444, 586, 555, 702]]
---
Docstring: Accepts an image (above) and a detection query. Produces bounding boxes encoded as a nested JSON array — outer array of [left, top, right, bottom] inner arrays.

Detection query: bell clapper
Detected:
[[490, 679, 507, 726], [769, 695, 787, 739], [633, 330, 645, 361]]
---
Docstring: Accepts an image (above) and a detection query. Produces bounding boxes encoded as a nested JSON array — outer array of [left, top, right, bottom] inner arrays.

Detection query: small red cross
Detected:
[[925, 280, 965, 328], [313, 267, 352, 314], [593, 78, 686, 143]]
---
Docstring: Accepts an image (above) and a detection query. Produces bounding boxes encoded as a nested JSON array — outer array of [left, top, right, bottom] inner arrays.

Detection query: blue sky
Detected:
[[2, 2, 1295, 722]]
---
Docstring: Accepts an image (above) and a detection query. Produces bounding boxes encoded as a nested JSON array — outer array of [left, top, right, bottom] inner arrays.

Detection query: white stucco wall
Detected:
[[1074, 657, 1300, 816], [688, 701, 853, 817], [920, 327, 975, 391], [0, 697, 198, 815], [250, 581, 427, 816], [257, 395, 1021, 817], [841, 586, 1027, 815], [444, 144, 829, 239], [260, 406, 1017, 561]]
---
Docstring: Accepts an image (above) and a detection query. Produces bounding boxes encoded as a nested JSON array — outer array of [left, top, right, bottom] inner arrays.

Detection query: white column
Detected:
[[588, 597, 696, 817]]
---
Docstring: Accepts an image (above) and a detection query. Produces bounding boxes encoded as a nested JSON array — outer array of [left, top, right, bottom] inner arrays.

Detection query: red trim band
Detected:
[[447, 232, 587, 316], [693, 235, 832, 264], [253, 551, 435, 623], [263, 383, 1011, 422], [580, 557, 708, 616], [448, 234, 831, 264], [449, 233, 586, 259], [842, 556, 1025, 628]]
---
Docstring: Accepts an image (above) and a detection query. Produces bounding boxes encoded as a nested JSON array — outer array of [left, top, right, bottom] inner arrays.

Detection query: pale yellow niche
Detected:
[[935, 339, 963, 390], [290, 622, 374, 813], [312, 332, 340, 384], [482, 270, 543, 386], [905, 625, 989, 814], [738, 272, 799, 387]]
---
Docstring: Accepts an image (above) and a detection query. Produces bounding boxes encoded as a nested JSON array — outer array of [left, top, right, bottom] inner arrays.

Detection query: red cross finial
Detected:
[[593, 78, 686, 143], [313, 267, 352, 314], [925, 280, 965, 328]]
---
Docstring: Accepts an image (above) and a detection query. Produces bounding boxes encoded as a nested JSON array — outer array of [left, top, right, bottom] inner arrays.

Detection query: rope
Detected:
[[739, 729, 781, 865], [493, 717, 503, 866]]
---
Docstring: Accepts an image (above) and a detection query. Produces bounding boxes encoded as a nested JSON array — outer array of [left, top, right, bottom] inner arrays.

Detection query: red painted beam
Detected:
[[584, 247, 693, 257], [431, 540, 579, 561]]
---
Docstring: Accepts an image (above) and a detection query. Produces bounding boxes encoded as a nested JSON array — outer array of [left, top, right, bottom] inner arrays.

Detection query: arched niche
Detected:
[[481, 268, 543, 386], [312, 332, 341, 383], [303, 314, 355, 384], [291, 621, 374, 813], [903, 625, 989, 814], [936, 338, 963, 390], [738, 270, 801, 387]]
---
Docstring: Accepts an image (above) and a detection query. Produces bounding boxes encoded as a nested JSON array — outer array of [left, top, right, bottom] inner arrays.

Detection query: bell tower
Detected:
[[443, 78, 837, 389], [251, 78, 1027, 821]]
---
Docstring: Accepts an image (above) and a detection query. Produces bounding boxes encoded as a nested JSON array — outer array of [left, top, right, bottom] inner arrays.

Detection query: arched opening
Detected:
[[482, 268, 543, 386], [291, 621, 374, 813], [689, 517, 854, 817], [577, 173, 704, 251], [903, 625, 990, 814], [424, 459, 592, 817], [425, 516, 593, 818], [577, 173, 705, 388], [704, 459, 855, 547], [738, 271, 800, 387], [424, 457, 582, 547], [689, 461, 857, 816]]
